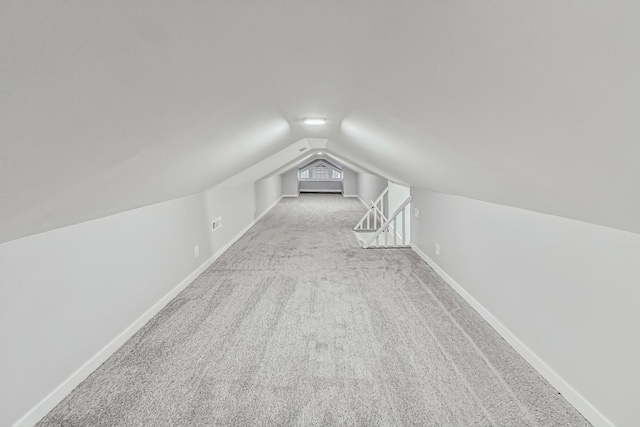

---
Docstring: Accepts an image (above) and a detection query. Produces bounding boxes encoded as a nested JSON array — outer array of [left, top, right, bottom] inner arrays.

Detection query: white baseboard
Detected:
[[13, 197, 284, 427], [254, 196, 283, 222], [282, 193, 299, 198], [343, 194, 358, 198], [410, 243, 613, 427]]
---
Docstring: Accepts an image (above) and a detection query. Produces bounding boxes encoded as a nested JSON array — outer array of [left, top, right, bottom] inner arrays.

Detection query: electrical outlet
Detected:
[[414, 208, 420, 217], [212, 217, 222, 231], [194, 245, 199, 258], [435, 243, 440, 256]]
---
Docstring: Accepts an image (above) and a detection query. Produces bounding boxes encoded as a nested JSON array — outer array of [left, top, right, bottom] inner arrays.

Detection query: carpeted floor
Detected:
[[39, 194, 590, 426]]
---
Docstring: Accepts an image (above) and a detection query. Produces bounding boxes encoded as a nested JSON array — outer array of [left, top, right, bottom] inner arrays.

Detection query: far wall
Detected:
[[342, 168, 357, 197], [283, 165, 358, 197]]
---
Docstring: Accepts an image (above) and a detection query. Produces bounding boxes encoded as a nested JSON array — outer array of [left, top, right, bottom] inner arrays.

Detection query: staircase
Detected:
[[353, 187, 412, 249]]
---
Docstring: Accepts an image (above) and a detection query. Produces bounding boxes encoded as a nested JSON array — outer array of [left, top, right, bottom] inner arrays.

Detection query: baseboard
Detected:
[[409, 243, 613, 427], [254, 196, 283, 222], [282, 193, 299, 198], [11, 254, 218, 426], [343, 194, 358, 198], [13, 197, 284, 427]]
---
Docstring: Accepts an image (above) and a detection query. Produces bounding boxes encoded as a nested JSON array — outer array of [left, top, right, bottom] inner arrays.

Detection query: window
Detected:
[[313, 165, 329, 179], [298, 161, 343, 180]]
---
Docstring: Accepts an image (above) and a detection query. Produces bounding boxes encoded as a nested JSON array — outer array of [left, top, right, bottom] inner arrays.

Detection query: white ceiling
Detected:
[[1, 1, 639, 243]]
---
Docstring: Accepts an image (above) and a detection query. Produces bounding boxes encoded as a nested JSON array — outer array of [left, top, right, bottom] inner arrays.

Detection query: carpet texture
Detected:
[[39, 194, 590, 426]]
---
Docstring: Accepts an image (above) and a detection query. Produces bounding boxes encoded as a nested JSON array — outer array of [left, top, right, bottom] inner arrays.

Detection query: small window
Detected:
[[300, 169, 309, 179], [313, 165, 329, 179], [331, 169, 341, 179]]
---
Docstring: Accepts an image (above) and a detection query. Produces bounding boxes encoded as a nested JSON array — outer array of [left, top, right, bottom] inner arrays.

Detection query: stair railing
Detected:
[[353, 187, 389, 231], [362, 196, 412, 248]]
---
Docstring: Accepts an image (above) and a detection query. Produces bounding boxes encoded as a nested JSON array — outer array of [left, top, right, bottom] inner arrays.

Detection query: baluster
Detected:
[[374, 207, 377, 229], [393, 217, 397, 246], [401, 209, 406, 245], [367, 212, 370, 229], [385, 223, 388, 246]]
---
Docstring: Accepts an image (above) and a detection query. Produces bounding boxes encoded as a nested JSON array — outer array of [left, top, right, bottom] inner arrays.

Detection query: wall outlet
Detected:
[[194, 245, 199, 258], [414, 208, 420, 217], [435, 243, 440, 256], [212, 217, 222, 231]]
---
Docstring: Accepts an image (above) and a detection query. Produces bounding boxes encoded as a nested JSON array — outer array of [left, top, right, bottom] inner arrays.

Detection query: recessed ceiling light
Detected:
[[317, 151, 323, 155], [303, 117, 326, 125]]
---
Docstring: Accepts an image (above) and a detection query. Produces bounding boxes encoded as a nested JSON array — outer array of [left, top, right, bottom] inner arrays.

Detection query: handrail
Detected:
[[372, 187, 389, 206], [353, 187, 389, 230], [363, 196, 412, 248]]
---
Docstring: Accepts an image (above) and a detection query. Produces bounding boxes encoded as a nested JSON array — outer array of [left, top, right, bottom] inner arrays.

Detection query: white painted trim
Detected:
[[282, 194, 299, 198], [343, 194, 358, 198], [410, 242, 614, 427], [13, 197, 284, 427], [254, 196, 282, 221]]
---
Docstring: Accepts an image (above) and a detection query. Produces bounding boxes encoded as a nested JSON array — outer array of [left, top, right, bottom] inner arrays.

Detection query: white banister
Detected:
[[362, 196, 412, 249], [353, 187, 389, 231]]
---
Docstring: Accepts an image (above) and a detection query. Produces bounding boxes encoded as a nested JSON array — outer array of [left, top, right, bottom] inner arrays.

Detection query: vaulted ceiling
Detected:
[[1, 1, 639, 243]]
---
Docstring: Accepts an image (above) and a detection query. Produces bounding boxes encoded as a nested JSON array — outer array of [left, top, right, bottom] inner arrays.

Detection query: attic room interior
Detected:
[[0, 1, 638, 426]]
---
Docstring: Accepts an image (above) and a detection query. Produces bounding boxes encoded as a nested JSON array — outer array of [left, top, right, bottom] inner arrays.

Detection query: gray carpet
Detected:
[[39, 194, 590, 426]]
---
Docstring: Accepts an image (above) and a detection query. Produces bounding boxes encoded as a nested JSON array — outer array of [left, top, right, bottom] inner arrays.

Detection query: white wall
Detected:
[[0, 194, 208, 426], [282, 169, 299, 196], [0, 176, 282, 426], [356, 172, 388, 207], [342, 167, 357, 197], [410, 187, 640, 427], [299, 181, 342, 192], [201, 182, 256, 249], [283, 165, 355, 198], [254, 174, 283, 217]]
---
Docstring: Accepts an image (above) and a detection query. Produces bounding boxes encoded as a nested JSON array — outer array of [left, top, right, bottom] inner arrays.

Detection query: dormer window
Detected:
[[298, 159, 342, 181]]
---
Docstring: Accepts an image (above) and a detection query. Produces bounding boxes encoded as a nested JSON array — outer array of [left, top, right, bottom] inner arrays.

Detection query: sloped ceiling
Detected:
[[1, 1, 639, 243]]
